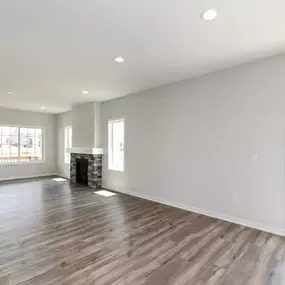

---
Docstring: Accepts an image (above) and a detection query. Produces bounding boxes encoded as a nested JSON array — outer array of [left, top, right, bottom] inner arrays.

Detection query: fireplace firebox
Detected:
[[76, 158, 88, 185]]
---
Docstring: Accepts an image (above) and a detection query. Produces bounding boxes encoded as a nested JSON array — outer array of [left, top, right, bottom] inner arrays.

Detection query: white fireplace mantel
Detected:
[[66, 147, 103, 155]]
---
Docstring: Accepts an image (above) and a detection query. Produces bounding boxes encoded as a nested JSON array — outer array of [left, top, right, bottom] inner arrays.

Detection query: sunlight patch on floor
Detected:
[[52, 178, 67, 182], [94, 190, 117, 197]]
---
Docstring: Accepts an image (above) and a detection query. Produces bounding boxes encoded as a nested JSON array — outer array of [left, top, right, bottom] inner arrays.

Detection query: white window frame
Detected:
[[108, 118, 125, 172], [65, 126, 72, 164], [0, 124, 45, 165]]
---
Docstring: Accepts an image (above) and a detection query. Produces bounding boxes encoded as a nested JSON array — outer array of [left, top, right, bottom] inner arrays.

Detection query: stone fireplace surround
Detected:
[[70, 153, 102, 189]]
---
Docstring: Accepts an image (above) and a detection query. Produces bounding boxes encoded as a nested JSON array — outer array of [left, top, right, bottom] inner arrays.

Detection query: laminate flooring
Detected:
[[0, 177, 285, 285]]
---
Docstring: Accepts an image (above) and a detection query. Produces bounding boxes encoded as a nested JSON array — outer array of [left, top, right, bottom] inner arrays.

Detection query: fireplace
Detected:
[[76, 158, 88, 185], [70, 153, 102, 189]]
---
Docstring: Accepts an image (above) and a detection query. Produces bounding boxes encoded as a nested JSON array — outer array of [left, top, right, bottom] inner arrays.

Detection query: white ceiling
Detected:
[[0, 0, 285, 114]]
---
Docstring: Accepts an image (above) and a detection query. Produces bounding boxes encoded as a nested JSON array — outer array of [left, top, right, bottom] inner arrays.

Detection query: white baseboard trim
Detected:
[[0, 173, 57, 182], [111, 188, 285, 237]]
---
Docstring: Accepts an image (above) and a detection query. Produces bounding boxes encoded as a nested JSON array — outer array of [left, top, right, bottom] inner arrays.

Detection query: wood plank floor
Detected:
[[0, 178, 285, 285]]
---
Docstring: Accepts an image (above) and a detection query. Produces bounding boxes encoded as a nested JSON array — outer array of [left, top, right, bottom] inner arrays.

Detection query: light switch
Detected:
[[252, 153, 259, 161]]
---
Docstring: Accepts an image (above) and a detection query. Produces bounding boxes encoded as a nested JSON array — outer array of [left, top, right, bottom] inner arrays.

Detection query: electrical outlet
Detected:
[[232, 195, 237, 202]]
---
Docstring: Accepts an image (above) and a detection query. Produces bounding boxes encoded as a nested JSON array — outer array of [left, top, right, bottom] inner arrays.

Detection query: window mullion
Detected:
[[18, 127, 20, 162], [111, 122, 114, 165], [9, 127, 11, 162]]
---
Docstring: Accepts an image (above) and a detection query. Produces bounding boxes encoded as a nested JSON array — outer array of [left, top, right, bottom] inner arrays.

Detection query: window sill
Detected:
[[108, 168, 124, 172], [0, 160, 45, 166]]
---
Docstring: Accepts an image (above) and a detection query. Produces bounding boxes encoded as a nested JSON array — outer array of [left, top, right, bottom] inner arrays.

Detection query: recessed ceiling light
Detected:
[[114, 56, 124, 63], [201, 9, 217, 21], [41, 106, 45, 110], [82, 90, 89, 95], [7, 91, 13, 95]]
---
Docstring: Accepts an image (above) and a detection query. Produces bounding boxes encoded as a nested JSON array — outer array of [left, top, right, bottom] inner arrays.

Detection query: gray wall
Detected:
[[0, 107, 57, 180], [56, 111, 72, 178], [101, 55, 285, 232]]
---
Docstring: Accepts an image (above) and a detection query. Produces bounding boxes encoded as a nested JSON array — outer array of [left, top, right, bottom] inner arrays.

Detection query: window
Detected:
[[65, 126, 72, 163], [108, 119, 124, 171], [0, 126, 43, 164]]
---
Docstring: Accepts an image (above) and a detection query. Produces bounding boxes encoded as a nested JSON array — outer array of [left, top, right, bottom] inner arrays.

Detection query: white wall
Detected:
[[72, 103, 100, 148], [101, 55, 285, 233], [56, 111, 71, 178], [0, 107, 57, 180], [94, 102, 101, 148]]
